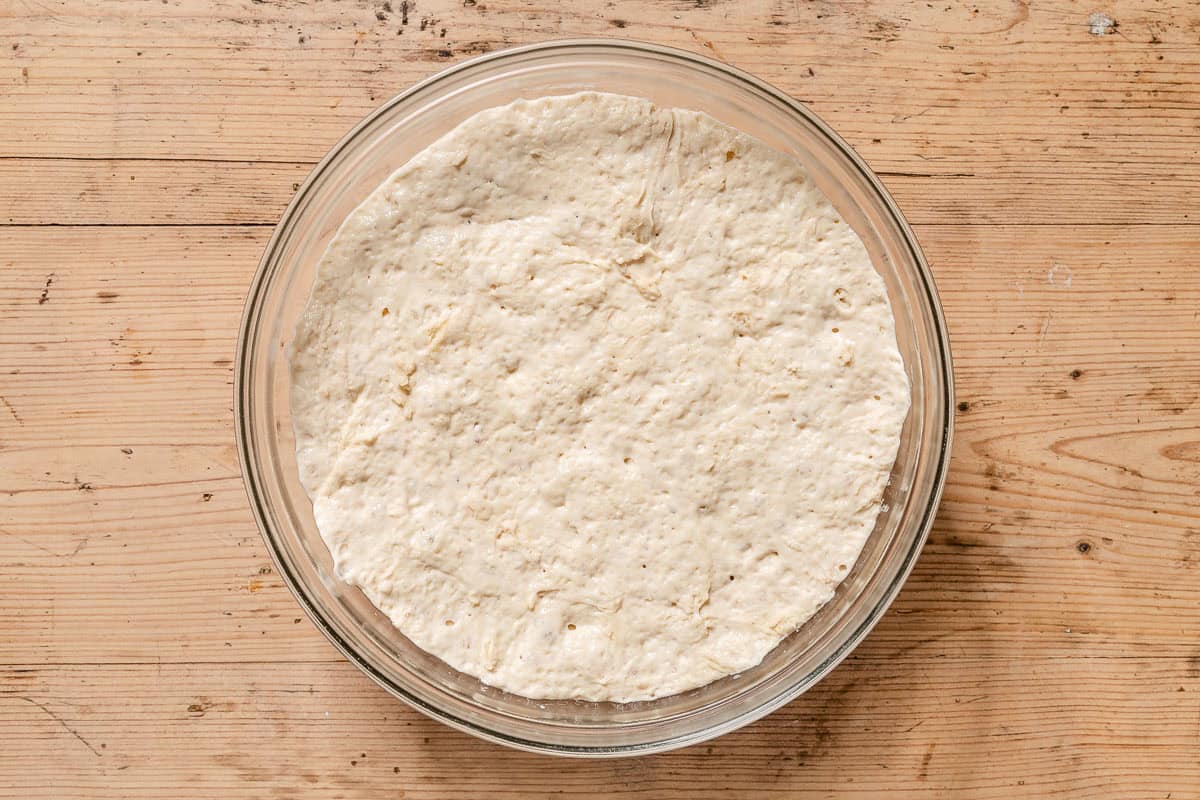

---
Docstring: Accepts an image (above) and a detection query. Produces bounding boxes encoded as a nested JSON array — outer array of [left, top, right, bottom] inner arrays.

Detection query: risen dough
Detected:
[[291, 92, 909, 702]]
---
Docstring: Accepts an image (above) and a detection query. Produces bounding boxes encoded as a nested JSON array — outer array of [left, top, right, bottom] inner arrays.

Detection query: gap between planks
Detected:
[[0, 220, 1195, 228], [7, 652, 1200, 668]]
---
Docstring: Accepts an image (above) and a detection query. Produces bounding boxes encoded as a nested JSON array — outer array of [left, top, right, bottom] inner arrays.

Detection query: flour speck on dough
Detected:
[[291, 92, 910, 702]]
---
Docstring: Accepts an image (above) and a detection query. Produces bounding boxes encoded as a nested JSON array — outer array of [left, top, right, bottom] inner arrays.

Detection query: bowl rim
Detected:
[[235, 36, 955, 756]]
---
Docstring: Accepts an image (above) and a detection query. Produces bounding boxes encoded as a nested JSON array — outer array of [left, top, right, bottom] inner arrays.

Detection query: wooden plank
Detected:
[[0, 657, 1196, 799], [2, 1, 1200, 224], [0, 159, 310, 226], [3, 156, 1198, 229], [0, 225, 333, 664], [0, 224, 1196, 669]]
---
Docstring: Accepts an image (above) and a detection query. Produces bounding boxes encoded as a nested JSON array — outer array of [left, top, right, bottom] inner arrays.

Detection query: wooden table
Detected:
[[2, 1, 1198, 796]]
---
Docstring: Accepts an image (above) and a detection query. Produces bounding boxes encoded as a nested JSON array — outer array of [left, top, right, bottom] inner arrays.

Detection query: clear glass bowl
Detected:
[[235, 39, 953, 756]]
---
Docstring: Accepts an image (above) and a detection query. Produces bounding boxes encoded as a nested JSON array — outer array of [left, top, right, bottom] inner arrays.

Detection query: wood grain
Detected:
[[5, 1, 1200, 225], [1, 0, 1198, 797], [0, 656, 1195, 799]]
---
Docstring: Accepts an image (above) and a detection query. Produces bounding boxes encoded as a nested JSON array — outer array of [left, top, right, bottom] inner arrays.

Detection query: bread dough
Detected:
[[290, 92, 909, 702]]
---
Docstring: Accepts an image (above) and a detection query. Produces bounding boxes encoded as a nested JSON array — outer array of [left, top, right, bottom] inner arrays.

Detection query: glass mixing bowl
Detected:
[[235, 39, 953, 756]]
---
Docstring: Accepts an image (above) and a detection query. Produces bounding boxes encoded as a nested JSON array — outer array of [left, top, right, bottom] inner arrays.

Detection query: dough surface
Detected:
[[291, 92, 910, 702]]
